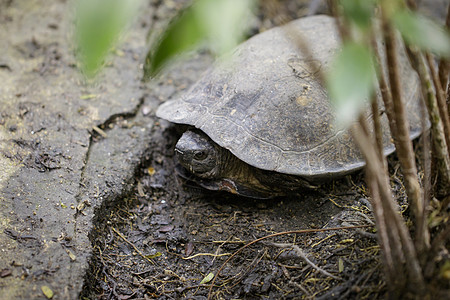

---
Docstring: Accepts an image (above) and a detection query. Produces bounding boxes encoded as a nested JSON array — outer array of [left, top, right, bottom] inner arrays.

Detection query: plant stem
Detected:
[[408, 50, 450, 197], [437, 3, 450, 98], [371, 31, 400, 160], [424, 220, 450, 278], [370, 97, 385, 163], [352, 123, 426, 295], [381, 10, 427, 254], [426, 53, 450, 155], [365, 168, 395, 278]]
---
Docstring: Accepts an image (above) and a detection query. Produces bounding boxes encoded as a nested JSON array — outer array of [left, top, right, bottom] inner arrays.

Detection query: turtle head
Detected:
[[175, 130, 221, 179]]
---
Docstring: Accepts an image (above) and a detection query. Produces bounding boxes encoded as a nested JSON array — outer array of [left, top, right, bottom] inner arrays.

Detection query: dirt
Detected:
[[81, 126, 388, 299], [80, 1, 389, 299], [81, 1, 450, 299], [82, 0, 449, 299]]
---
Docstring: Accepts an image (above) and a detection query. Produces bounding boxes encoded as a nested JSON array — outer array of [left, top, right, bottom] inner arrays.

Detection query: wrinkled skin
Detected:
[[175, 130, 222, 179], [175, 130, 316, 198]]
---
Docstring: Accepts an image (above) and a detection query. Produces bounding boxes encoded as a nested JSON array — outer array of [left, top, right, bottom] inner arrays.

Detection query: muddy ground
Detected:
[[81, 1, 423, 299], [1, 0, 447, 299], [81, 127, 389, 299]]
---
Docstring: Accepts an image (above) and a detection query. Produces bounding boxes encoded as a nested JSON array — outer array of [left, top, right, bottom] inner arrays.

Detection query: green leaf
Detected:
[[144, 252, 162, 259], [340, 0, 376, 30], [144, 6, 204, 78], [145, 0, 255, 78], [393, 10, 450, 58], [75, 0, 141, 78], [326, 42, 376, 128], [194, 0, 255, 54], [338, 258, 344, 273], [199, 272, 214, 284]]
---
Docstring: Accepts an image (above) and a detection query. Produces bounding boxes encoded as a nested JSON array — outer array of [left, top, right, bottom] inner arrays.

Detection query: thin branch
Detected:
[[380, 6, 428, 256], [426, 52, 450, 155], [405, 0, 417, 10], [269, 242, 341, 280], [111, 227, 155, 265], [408, 50, 450, 196], [370, 96, 385, 164], [420, 100, 432, 229], [371, 29, 399, 149], [424, 220, 450, 278], [364, 165, 396, 283], [353, 122, 407, 288], [352, 123, 426, 294], [328, 0, 350, 41], [206, 225, 372, 299], [437, 3, 450, 97]]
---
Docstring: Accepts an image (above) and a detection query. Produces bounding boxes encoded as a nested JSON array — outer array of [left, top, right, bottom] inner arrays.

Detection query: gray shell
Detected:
[[157, 15, 422, 180]]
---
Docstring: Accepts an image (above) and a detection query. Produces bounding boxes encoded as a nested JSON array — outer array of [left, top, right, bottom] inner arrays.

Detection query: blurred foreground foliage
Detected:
[[75, 0, 142, 78], [144, 0, 256, 78]]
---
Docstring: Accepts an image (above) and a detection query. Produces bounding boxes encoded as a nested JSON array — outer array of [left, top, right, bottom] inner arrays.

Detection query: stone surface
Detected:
[[0, 1, 154, 298]]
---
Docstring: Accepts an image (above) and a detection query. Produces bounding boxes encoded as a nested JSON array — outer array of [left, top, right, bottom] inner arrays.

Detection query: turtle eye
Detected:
[[194, 150, 208, 160]]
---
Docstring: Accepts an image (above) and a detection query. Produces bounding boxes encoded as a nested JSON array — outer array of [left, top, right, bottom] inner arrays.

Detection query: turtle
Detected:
[[156, 15, 422, 199]]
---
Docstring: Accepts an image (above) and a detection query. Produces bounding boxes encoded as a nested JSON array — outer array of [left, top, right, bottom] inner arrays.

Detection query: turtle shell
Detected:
[[156, 15, 422, 180]]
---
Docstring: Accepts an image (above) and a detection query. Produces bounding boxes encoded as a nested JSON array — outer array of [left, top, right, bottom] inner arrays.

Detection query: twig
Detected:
[[357, 128, 398, 286], [111, 227, 155, 265], [354, 211, 375, 226], [269, 242, 341, 280], [381, 2, 428, 257], [420, 97, 433, 227], [426, 52, 450, 155], [182, 252, 231, 260], [437, 3, 450, 96], [357, 115, 406, 271], [328, 0, 351, 41], [282, 16, 327, 85], [227, 249, 267, 290], [206, 225, 372, 299], [370, 95, 385, 164], [408, 49, 450, 196], [371, 28, 398, 142], [352, 123, 426, 294], [424, 220, 450, 278], [288, 280, 311, 297]]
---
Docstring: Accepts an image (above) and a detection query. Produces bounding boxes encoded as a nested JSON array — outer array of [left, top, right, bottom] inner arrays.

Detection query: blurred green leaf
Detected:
[[199, 272, 214, 284], [194, 0, 255, 54], [144, 252, 162, 259], [338, 258, 344, 273], [439, 260, 450, 280], [145, 0, 255, 78], [326, 42, 376, 128], [340, 0, 375, 30], [144, 6, 204, 78], [76, 0, 141, 78], [393, 10, 450, 58]]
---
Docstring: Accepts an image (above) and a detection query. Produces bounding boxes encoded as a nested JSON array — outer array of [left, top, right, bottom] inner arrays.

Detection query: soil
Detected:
[[81, 1, 391, 299], [81, 0, 448, 299], [81, 130, 388, 299]]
